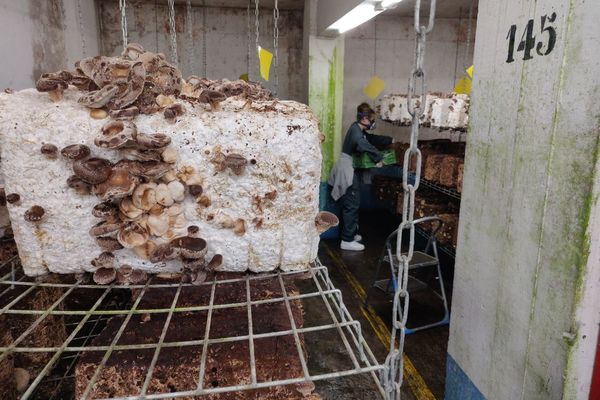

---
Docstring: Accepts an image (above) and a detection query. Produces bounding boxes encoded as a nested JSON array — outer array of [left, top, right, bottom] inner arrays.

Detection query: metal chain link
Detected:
[[119, 0, 128, 48], [464, 0, 474, 69], [76, 0, 87, 57], [247, 0, 251, 80], [255, 0, 260, 52], [167, 0, 178, 66], [186, 0, 195, 75], [381, 1, 436, 399], [202, 0, 207, 77], [273, 0, 280, 96]]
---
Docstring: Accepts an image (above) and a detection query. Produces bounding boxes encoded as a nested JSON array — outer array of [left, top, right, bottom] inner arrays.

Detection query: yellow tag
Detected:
[[363, 76, 385, 99], [453, 76, 472, 94], [239, 73, 249, 82], [466, 65, 474, 78], [258, 46, 273, 81]]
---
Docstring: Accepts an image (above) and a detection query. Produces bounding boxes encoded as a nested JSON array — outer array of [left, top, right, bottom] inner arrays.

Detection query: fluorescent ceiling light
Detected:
[[381, 0, 403, 8], [327, 3, 385, 34]]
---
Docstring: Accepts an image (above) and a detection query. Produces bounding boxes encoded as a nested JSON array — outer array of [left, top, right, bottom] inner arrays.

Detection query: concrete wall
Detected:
[[343, 15, 476, 142], [446, 0, 600, 398], [0, 0, 100, 90], [97, 1, 305, 102]]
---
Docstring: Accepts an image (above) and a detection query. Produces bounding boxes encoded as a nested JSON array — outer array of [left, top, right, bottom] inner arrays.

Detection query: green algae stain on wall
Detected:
[[307, 36, 345, 182]]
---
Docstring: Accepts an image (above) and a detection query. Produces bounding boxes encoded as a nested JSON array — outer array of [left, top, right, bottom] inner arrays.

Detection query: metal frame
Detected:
[[0, 256, 387, 399], [408, 172, 461, 201], [365, 216, 450, 334]]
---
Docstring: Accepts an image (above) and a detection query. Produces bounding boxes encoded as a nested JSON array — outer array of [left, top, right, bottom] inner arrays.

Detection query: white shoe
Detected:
[[340, 240, 365, 251], [354, 234, 363, 242]]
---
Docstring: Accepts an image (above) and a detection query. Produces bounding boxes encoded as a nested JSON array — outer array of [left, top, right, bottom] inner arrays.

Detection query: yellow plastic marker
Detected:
[[239, 73, 249, 82], [454, 65, 474, 94], [453, 76, 472, 94], [258, 46, 273, 81], [363, 75, 385, 99], [466, 65, 474, 78]]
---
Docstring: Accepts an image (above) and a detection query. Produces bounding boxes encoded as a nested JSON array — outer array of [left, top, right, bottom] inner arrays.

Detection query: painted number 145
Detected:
[[506, 12, 557, 63]]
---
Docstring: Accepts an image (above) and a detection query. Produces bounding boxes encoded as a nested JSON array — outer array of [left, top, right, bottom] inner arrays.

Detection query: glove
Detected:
[[375, 161, 384, 168]]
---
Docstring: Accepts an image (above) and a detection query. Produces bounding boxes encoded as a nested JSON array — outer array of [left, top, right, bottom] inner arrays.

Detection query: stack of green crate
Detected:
[[352, 149, 397, 169]]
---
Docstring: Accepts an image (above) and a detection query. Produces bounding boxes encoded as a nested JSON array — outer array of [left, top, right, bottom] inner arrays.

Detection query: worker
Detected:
[[328, 103, 393, 251]]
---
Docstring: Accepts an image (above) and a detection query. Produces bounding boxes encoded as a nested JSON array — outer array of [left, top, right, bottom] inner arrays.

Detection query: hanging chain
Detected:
[[186, 0, 195, 75], [247, 0, 251, 80], [374, 19, 378, 76], [381, 1, 436, 399], [464, 0, 474, 70], [202, 0, 207, 77], [167, 0, 178, 65], [76, 0, 87, 56], [273, 0, 280, 96], [255, 0, 260, 50], [119, 0, 128, 48]]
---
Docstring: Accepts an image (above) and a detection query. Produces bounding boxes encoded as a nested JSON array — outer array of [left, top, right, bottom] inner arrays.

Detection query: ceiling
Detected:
[[132, 0, 475, 15], [137, 0, 303, 10], [384, 0, 477, 18]]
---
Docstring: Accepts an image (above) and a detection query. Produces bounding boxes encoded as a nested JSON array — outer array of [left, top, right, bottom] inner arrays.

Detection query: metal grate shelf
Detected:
[[409, 172, 461, 201], [0, 256, 386, 400]]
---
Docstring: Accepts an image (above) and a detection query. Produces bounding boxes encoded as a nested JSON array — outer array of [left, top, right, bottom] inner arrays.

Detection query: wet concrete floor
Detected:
[[307, 209, 451, 399]]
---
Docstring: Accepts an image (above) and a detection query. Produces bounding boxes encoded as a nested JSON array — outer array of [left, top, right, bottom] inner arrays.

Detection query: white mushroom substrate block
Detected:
[[0, 89, 322, 276], [378, 93, 469, 129]]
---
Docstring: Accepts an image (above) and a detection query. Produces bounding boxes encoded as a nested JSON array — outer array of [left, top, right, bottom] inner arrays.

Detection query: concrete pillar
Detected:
[[445, 0, 600, 399], [303, 0, 345, 224]]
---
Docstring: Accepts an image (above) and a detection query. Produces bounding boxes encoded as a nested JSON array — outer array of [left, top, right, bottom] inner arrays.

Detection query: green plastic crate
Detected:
[[352, 149, 397, 169]]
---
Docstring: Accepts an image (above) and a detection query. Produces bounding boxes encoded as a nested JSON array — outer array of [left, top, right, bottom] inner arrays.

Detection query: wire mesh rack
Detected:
[[408, 173, 461, 201], [0, 254, 387, 400]]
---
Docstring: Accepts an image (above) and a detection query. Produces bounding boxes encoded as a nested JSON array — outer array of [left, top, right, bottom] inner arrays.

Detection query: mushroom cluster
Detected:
[[30, 43, 332, 282]]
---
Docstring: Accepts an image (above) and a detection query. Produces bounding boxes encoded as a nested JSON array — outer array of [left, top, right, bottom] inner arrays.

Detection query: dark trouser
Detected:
[[340, 172, 360, 242]]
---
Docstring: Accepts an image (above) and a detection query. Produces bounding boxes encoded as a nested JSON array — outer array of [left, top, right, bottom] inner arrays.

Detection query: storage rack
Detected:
[[0, 255, 387, 400], [408, 172, 461, 201]]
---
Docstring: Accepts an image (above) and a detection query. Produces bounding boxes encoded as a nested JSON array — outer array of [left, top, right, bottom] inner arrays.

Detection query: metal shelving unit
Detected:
[[0, 256, 387, 400], [408, 172, 462, 201]]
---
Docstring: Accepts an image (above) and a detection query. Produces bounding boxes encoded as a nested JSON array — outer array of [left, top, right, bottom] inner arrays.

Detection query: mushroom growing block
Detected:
[[0, 89, 322, 276]]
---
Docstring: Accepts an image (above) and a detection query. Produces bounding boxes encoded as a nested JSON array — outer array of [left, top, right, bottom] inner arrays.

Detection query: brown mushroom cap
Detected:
[[129, 269, 148, 284], [93, 267, 117, 285], [182, 257, 205, 272], [315, 211, 339, 234], [135, 133, 171, 149], [24, 205, 45, 222], [66, 175, 92, 195], [187, 225, 201, 238], [40, 144, 58, 159], [73, 157, 112, 185], [198, 90, 226, 109], [61, 144, 91, 160], [91, 251, 116, 270], [109, 106, 140, 120], [134, 161, 171, 180], [92, 201, 119, 218], [95, 121, 137, 149], [77, 83, 120, 108], [6, 193, 21, 204], [206, 254, 223, 271], [117, 222, 149, 248], [89, 220, 123, 237], [149, 243, 179, 263], [35, 72, 70, 92], [171, 236, 207, 260], [191, 271, 208, 286], [116, 265, 133, 284], [93, 168, 139, 201], [95, 236, 124, 252], [225, 153, 248, 175], [188, 185, 203, 197]]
